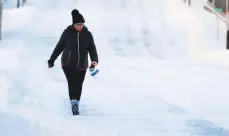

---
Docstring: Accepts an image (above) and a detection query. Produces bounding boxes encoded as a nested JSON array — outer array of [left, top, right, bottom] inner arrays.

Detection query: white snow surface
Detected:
[[0, 0, 229, 136]]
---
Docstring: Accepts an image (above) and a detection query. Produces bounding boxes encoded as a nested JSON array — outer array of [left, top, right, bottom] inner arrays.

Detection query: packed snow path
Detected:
[[0, 0, 229, 136]]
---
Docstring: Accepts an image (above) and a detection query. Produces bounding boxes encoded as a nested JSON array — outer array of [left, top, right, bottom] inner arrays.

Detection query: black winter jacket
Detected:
[[49, 25, 98, 70]]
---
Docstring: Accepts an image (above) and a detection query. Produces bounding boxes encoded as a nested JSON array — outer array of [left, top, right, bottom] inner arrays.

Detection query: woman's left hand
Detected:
[[91, 61, 98, 66]]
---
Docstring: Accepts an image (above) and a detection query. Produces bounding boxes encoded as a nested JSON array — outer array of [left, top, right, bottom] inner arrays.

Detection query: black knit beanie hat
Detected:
[[71, 9, 85, 24]]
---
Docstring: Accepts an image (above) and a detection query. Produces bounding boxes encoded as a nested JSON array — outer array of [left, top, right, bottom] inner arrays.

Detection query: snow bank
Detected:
[[0, 41, 23, 112], [144, 0, 229, 129], [2, 6, 39, 31]]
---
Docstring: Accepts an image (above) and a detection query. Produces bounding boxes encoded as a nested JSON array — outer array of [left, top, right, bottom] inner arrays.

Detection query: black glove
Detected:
[[48, 60, 54, 68]]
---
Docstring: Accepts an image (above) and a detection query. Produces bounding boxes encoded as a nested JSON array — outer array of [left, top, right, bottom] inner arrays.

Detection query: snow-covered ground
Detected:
[[0, 0, 229, 136]]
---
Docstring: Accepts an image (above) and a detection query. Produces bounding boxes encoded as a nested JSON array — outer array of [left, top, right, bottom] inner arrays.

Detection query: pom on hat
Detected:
[[71, 9, 79, 16]]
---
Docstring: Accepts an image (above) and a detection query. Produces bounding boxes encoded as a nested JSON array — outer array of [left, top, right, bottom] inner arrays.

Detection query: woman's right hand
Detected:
[[48, 60, 54, 68]]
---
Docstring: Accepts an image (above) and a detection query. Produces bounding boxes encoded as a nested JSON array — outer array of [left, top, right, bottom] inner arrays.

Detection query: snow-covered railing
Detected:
[[203, 0, 227, 23]]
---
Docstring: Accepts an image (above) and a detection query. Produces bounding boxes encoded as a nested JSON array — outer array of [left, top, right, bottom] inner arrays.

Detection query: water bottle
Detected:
[[89, 66, 99, 77]]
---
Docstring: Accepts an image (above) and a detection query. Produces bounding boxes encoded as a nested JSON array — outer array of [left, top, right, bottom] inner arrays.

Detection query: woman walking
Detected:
[[47, 9, 99, 115]]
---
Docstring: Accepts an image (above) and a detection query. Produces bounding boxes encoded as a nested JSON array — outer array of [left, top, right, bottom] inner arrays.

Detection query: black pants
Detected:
[[63, 66, 87, 101]]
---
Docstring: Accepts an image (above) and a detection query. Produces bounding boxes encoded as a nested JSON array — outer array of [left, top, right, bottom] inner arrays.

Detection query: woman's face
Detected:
[[74, 23, 84, 32]]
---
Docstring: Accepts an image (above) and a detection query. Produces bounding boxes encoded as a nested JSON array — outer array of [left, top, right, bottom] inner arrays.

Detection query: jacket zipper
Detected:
[[77, 32, 80, 66], [68, 50, 71, 61]]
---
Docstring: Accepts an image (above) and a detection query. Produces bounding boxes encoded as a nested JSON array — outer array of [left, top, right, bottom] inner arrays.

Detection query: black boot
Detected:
[[71, 100, 79, 115]]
